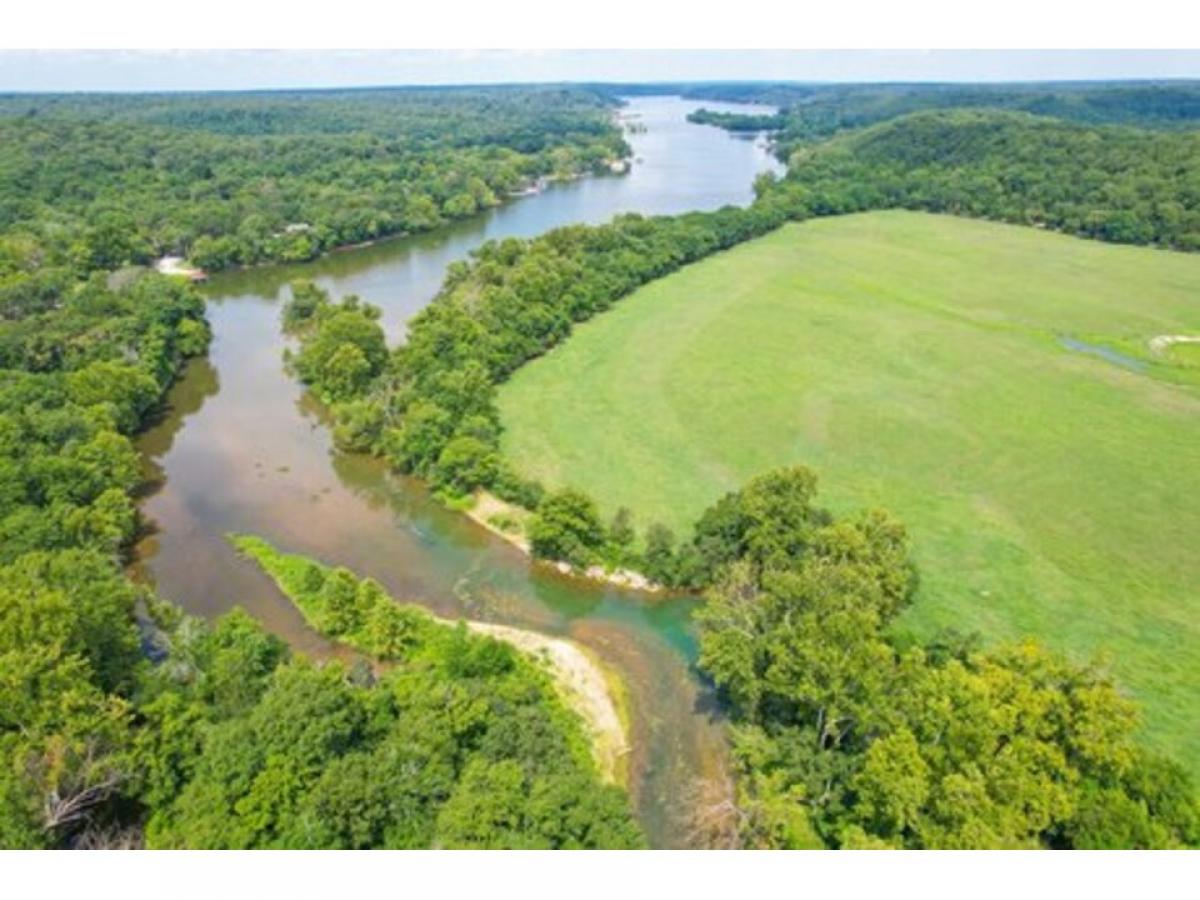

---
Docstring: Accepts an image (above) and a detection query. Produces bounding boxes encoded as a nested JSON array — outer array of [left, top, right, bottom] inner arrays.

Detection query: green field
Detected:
[[498, 211, 1200, 769]]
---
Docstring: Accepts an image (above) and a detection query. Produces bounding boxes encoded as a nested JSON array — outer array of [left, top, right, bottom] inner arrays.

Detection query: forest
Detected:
[[684, 83, 1200, 249], [779, 110, 1200, 249], [0, 257, 636, 847], [3, 76, 1200, 850]]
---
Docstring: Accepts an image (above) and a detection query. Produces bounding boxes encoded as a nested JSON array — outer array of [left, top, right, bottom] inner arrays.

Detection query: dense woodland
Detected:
[[3, 79, 1200, 849], [780, 110, 1200, 250], [687, 81, 1200, 249], [687, 82, 1200, 249], [161, 534, 641, 850], [0, 265, 213, 846], [0, 87, 628, 273]]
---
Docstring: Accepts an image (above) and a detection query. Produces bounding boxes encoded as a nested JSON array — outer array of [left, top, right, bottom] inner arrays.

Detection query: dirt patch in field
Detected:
[[1149, 334, 1200, 355]]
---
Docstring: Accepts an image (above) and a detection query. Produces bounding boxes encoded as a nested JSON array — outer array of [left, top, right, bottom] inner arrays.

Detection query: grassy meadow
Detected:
[[497, 211, 1200, 769]]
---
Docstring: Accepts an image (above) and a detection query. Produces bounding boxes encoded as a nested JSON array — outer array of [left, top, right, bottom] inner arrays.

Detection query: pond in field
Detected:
[[132, 96, 782, 847]]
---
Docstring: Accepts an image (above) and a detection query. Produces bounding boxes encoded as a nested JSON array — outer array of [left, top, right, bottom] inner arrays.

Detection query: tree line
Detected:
[[281, 179, 802, 543], [682, 79, 1200, 148], [686, 108, 783, 132]]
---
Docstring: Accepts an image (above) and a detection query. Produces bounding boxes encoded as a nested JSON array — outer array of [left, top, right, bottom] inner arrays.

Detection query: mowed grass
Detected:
[[498, 211, 1200, 770]]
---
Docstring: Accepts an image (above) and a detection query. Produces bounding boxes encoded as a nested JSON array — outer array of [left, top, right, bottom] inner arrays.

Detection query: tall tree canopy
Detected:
[[0, 85, 629, 274], [692, 467, 1200, 849]]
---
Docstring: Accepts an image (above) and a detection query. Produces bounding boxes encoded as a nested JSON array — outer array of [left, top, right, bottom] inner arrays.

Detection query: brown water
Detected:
[[132, 96, 781, 847]]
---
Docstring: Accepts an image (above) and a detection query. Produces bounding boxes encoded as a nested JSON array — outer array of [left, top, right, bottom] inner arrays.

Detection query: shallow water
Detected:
[[132, 96, 781, 847]]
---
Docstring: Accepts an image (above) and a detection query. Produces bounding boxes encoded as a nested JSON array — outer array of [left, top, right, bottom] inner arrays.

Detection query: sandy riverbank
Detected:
[[464, 620, 630, 786], [462, 490, 661, 593]]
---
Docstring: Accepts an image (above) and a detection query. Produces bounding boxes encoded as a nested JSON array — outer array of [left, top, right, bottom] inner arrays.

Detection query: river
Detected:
[[132, 96, 783, 847]]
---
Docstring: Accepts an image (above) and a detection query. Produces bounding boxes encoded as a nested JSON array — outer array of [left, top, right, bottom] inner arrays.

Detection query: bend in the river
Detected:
[[131, 96, 782, 848]]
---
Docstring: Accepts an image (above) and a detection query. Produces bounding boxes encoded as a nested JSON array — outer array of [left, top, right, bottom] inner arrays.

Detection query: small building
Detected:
[[154, 256, 208, 282]]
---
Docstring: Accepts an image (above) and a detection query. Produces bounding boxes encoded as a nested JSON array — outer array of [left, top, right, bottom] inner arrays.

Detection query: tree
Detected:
[[319, 568, 365, 637], [607, 507, 636, 560], [642, 523, 677, 585], [318, 342, 373, 403], [291, 302, 387, 404], [434, 435, 499, 495], [527, 488, 606, 567], [281, 279, 326, 330], [363, 602, 425, 661], [435, 758, 531, 848], [66, 361, 160, 433], [386, 400, 452, 474], [849, 728, 930, 839]]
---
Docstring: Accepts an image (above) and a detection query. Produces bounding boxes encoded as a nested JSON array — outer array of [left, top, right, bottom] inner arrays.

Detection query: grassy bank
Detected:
[[497, 210, 1200, 769]]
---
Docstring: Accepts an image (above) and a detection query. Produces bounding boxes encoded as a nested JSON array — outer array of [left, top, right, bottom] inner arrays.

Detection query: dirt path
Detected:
[[464, 620, 630, 786]]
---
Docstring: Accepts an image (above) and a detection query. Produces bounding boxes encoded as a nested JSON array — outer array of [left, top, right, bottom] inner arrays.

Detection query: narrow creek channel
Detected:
[[131, 96, 783, 847]]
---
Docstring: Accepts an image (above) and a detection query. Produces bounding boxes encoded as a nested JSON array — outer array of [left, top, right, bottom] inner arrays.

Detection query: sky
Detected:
[[1, 50, 1199, 93]]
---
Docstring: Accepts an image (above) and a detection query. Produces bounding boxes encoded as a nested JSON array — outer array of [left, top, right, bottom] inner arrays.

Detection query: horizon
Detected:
[[3, 49, 1200, 93], [4, 75, 1200, 98]]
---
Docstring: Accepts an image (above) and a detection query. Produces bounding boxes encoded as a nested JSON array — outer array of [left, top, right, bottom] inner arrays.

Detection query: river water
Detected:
[[132, 96, 782, 847]]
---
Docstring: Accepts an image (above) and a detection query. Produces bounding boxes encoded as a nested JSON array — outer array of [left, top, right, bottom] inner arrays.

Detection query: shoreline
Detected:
[[188, 162, 631, 283], [462, 489, 663, 594]]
